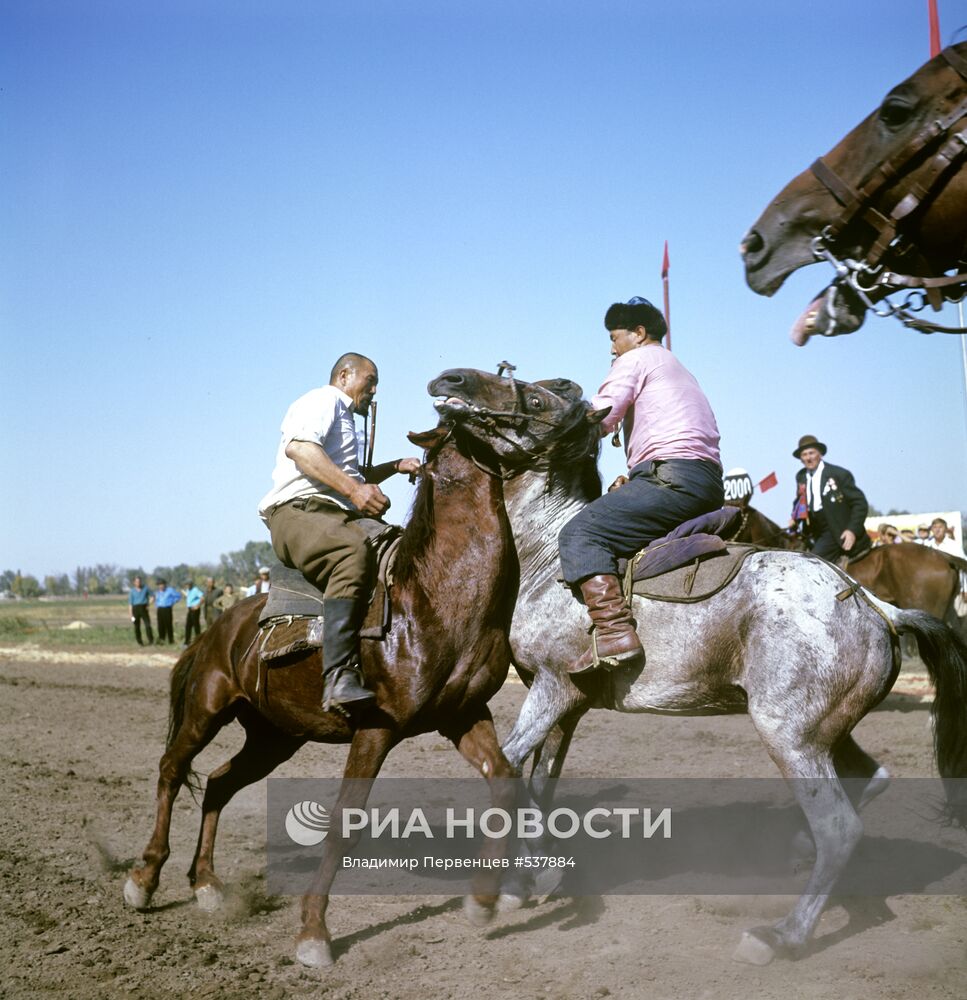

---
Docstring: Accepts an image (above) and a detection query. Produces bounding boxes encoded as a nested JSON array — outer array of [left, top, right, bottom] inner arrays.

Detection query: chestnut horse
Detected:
[[123, 411, 523, 968], [428, 368, 967, 965], [742, 42, 967, 344], [730, 501, 963, 624]]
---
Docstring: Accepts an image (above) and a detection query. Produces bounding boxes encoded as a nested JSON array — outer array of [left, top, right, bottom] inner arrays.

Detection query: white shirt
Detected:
[[927, 535, 965, 558], [258, 385, 364, 521], [806, 461, 825, 512]]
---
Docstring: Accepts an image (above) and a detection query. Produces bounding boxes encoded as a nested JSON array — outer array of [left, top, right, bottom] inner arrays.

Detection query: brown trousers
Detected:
[[267, 497, 372, 601]]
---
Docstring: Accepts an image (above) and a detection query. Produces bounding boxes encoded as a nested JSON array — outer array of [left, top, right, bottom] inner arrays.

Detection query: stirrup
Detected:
[[322, 665, 376, 712], [568, 629, 643, 675]]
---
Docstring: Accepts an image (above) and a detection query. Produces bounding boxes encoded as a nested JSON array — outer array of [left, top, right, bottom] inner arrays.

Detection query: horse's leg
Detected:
[[296, 725, 396, 968], [733, 738, 863, 965], [501, 668, 589, 772], [442, 707, 520, 926], [790, 734, 890, 860], [501, 703, 591, 907], [123, 660, 235, 910], [188, 714, 305, 911]]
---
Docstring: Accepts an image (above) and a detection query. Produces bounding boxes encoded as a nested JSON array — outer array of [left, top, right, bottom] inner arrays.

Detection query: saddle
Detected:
[[257, 520, 402, 662], [620, 507, 758, 603]]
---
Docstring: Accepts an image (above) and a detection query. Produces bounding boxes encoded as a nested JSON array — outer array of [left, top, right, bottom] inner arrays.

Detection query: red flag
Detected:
[[661, 241, 671, 351], [661, 240, 669, 279], [757, 471, 778, 493], [929, 0, 941, 57]]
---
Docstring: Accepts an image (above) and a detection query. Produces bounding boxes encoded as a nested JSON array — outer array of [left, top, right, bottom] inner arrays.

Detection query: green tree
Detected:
[[219, 541, 280, 586], [12, 573, 41, 598]]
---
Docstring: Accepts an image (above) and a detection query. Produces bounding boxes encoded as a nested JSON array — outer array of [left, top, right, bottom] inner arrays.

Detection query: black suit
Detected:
[[793, 461, 870, 560]]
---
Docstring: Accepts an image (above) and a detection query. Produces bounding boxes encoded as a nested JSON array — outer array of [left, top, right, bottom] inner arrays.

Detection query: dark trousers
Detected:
[[807, 509, 870, 561], [184, 607, 201, 644], [132, 604, 153, 645], [157, 606, 175, 644], [558, 458, 725, 584]]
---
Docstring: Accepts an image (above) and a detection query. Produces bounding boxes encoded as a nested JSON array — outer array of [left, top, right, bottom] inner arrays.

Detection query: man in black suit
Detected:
[[788, 434, 871, 561]]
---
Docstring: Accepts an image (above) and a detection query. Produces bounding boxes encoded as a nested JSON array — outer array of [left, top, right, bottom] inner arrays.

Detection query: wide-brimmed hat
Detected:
[[792, 434, 827, 458]]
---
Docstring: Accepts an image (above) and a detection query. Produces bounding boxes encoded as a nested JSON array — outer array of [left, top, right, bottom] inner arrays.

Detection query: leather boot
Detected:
[[568, 574, 643, 675], [313, 598, 376, 709]]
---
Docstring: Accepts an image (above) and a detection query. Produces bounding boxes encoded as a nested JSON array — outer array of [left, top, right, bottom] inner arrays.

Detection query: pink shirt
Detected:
[[591, 344, 721, 469]]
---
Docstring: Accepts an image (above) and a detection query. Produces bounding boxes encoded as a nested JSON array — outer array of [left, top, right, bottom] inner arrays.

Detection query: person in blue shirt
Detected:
[[154, 578, 182, 645], [183, 581, 204, 645], [128, 576, 154, 646]]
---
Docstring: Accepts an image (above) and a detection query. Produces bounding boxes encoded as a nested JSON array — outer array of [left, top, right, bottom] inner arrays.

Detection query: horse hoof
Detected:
[[296, 937, 334, 968], [122, 877, 151, 911], [463, 895, 496, 927], [194, 883, 224, 912], [732, 929, 776, 966], [497, 892, 526, 913]]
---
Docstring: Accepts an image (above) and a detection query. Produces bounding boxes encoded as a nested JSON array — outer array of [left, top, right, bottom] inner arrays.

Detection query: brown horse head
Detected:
[[428, 368, 607, 476], [741, 42, 967, 344]]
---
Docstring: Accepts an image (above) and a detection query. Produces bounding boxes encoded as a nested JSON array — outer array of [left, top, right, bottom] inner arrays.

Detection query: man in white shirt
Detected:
[[926, 518, 965, 558], [259, 352, 421, 709]]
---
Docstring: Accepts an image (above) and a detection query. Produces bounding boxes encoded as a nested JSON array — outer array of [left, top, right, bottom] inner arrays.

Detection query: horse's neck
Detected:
[[503, 467, 591, 591], [404, 450, 512, 611]]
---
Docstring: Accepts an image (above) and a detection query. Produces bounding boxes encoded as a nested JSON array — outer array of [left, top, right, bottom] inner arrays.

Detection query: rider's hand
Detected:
[[608, 475, 629, 493], [840, 529, 856, 551], [396, 458, 422, 476], [349, 483, 391, 517]]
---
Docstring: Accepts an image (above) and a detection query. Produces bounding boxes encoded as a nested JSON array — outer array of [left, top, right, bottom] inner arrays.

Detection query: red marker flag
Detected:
[[757, 471, 778, 493], [929, 0, 941, 57], [661, 240, 669, 279]]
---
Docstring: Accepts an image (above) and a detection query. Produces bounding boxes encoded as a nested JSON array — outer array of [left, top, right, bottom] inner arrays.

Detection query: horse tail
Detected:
[[894, 608, 967, 825], [167, 646, 204, 799]]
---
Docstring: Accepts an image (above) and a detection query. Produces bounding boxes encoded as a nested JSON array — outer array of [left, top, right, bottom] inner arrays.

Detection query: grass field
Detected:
[[0, 595, 196, 649]]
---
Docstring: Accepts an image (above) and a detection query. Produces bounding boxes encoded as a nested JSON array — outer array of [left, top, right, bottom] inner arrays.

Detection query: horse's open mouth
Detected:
[[790, 283, 868, 346], [433, 395, 471, 417]]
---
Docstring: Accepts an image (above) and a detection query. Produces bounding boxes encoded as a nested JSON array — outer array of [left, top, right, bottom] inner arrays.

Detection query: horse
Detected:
[[741, 42, 967, 345], [428, 367, 967, 965], [730, 501, 964, 625], [122, 410, 526, 968]]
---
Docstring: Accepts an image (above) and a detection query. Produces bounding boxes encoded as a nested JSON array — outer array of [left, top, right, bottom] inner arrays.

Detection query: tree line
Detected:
[[1, 541, 282, 598]]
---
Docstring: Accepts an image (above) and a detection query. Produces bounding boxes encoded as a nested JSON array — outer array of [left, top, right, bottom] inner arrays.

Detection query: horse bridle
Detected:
[[808, 46, 967, 334], [442, 363, 596, 481]]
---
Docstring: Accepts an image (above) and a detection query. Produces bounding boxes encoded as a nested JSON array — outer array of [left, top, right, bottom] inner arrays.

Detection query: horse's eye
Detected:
[[528, 395, 544, 410], [878, 96, 915, 129]]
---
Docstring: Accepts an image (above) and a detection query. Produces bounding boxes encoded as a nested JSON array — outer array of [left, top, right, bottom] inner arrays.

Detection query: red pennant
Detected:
[[661, 240, 669, 279], [929, 0, 941, 57], [757, 471, 778, 493]]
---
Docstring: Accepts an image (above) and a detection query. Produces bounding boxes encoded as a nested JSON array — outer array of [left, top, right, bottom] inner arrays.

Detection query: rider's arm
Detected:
[[590, 353, 642, 434], [364, 458, 422, 484], [285, 440, 389, 515]]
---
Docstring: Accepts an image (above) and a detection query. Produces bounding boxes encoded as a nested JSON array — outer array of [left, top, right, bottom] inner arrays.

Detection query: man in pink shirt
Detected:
[[559, 297, 724, 673]]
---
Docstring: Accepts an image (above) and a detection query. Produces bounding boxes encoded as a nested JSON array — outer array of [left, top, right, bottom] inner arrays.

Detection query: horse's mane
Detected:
[[392, 438, 443, 588], [543, 409, 603, 501]]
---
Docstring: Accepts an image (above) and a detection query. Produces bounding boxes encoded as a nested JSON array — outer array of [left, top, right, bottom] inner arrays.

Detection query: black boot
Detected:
[[317, 598, 376, 710]]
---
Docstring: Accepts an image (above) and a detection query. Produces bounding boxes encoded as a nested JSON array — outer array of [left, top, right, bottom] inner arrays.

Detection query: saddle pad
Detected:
[[259, 616, 314, 662], [628, 543, 759, 603]]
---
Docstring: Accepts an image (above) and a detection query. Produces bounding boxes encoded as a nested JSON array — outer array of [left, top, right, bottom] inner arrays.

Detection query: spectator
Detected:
[[128, 575, 154, 646], [203, 576, 223, 627], [214, 583, 240, 613], [926, 518, 965, 558], [788, 435, 871, 562], [900, 529, 916, 544], [183, 580, 204, 645], [246, 566, 272, 597], [154, 578, 182, 645], [916, 524, 931, 544], [875, 523, 899, 547]]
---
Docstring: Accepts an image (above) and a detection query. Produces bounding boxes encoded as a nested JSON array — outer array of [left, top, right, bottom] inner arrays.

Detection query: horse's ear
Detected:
[[588, 406, 611, 425], [408, 425, 450, 449]]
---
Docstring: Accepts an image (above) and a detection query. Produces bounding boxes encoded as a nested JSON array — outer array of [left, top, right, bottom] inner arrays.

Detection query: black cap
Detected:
[[604, 296, 667, 340]]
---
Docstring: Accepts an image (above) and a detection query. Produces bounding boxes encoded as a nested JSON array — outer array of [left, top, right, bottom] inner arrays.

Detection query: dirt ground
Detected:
[[1, 648, 965, 1000]]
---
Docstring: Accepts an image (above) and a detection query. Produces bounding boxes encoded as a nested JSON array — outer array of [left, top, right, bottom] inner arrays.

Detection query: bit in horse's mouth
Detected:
[[433, 396, 470, 413]]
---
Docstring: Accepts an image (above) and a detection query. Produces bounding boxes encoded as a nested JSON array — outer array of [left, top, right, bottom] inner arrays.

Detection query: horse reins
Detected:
[[808, 46, 967, 334]]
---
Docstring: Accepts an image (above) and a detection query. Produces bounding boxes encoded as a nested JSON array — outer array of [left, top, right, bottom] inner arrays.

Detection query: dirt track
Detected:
[[1, 652, 965, 999]]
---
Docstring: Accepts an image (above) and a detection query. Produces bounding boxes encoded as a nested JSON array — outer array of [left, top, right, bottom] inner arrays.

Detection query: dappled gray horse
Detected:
[[429, 368, 967, 966]]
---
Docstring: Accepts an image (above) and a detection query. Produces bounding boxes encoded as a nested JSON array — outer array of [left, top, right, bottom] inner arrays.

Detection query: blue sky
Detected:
[[3, 0, 967, 579]]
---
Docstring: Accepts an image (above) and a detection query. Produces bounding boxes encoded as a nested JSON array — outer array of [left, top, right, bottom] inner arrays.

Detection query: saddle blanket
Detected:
[[258, 520, 401, 661], [619, 507, 756, 604]]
